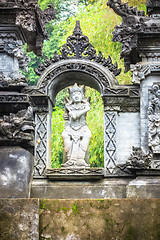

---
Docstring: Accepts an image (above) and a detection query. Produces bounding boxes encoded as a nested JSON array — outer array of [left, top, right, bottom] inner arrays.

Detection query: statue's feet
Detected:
[[62, 158, 90, 168], [76, 158, 90, 167], [62, 159, 76, 168]]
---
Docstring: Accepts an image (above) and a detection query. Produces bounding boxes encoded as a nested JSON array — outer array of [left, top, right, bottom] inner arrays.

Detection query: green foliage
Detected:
[[86, 88, 104, 167], [51, 106, 64, 168]]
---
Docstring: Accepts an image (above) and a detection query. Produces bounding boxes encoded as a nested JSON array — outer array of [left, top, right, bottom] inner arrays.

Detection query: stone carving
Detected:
[[131, 65, 151, 85], [0, 0, 56, 56], [107, 0, 160, 72], [46, 167, 103, 180], [0, 72, 27, 88], [0, 94, 28, 102], [104, 112, 117, 174], [34, 113, 47, 177], [36, 62, 113, 95], [127, 147, 152, 169], [35, 21, 121, 77], [62, 83, 91, 168], [0, 106, 34, 144], [3, 40, 30, 72], [148, 83, 160, 154], [116, 147, 152, 174]]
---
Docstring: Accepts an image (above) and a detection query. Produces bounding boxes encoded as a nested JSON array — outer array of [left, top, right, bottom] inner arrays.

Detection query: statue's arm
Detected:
[[76, 102, 90, 118]]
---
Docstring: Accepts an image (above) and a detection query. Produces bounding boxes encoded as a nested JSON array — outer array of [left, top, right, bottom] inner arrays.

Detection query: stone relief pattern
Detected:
[[0, 37, 30, 87], [38, 63, 111, 94], [35, 21, 121, 77], [107, 0, 160, 72], [0, 106, 34, 144], [148, 83, 160, 155], [0, 0, 56, 56], [34, 113, 47, 177], [0, 95, 28, 102], [104, 112, 117, 174], [46, 168, 103, 175]]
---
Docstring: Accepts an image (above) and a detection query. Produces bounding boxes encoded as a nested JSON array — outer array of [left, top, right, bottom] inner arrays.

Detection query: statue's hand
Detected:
[[69, 111, 77, 120]]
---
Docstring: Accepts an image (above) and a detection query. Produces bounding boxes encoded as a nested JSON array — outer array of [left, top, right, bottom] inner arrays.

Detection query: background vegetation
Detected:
[[26, 0, 146, 167]]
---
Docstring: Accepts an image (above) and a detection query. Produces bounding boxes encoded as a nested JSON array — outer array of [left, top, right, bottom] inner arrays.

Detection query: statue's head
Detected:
[[69, 83, 84, 103]]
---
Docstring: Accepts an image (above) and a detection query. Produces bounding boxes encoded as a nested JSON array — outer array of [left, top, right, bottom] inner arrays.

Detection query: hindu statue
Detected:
[[62, 83, 91, 167]]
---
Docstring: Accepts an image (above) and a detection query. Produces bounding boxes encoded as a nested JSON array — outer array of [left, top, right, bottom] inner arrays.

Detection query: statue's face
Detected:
[[71, 91, 83, 103]]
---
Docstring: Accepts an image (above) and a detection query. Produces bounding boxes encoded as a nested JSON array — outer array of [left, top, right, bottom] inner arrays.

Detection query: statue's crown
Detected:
[[69, 83, 84, 94]]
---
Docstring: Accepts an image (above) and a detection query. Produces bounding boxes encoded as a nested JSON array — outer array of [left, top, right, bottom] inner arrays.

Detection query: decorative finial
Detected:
[[73, 21, 83, 35]]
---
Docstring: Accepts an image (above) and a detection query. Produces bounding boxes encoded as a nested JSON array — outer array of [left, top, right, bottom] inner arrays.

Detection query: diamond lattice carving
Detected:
[[104, 112, 117, 174]]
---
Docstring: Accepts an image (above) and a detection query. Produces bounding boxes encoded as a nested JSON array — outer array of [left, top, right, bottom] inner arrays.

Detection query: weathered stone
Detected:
[[31, 178, 129, 199], [0, 146, 33, 198], [127, 176, 160, 198], [0, 199, 39, 240], [39, 199, 160, 240]]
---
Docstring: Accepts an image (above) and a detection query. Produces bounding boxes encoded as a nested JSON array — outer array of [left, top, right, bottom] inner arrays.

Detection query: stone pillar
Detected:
[[103, 92, 140, 176], [0, 1, 55, 198]]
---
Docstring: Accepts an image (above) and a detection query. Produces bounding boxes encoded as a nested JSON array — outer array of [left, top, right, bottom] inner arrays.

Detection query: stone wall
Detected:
[[1, 199, 160, 240]]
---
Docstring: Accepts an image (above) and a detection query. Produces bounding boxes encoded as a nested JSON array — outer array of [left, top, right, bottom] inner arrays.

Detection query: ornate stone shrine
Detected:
[[1, 0, 160, 199]]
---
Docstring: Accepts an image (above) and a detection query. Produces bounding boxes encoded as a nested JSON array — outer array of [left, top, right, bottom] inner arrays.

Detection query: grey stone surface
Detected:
[[0, 199, 39, 240], [116, 112, 141, 165], [31, 178, 130, 199], [127, 176, 160, 198], [0, 146, 33, 198]]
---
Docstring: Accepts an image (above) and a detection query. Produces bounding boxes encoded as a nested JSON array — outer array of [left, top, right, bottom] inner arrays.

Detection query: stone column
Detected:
[[0, 1, 55, 198]]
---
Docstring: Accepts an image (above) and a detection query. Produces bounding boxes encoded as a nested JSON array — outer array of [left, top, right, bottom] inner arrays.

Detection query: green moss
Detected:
[[40, 201, 46, 210], [61, 226, 65, 232], [125, 222, 135, 240], [72, 203, 79, 215], [58, 207, 70, 214]]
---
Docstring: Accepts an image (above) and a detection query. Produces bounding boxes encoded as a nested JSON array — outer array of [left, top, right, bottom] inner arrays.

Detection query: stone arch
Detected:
[[38, 59, 118, 171], [37, 59, 119, 103]]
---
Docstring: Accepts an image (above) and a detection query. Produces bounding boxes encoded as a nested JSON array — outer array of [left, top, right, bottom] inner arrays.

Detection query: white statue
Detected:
[[62, 83, 91, 167]]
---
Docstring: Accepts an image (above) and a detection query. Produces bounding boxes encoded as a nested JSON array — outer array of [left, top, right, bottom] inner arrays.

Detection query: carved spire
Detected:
[[35, 21, 121, 77], [107, 0, 160, 72], [73, 21, 83, 35]]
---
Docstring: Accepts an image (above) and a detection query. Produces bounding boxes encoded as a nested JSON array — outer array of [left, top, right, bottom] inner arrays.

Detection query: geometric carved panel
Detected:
[[104, 112, 117, 175], [34, 113, 47, 177]]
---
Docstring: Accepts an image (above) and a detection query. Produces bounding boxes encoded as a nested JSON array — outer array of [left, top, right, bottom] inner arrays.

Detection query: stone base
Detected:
[[127, 176, 160, 198], [31, 178, 130, 199], [1, 199, 160, 240], [46, 167, 104, 180], [0, 199, 39, 240], [0, 146, 33, 198]]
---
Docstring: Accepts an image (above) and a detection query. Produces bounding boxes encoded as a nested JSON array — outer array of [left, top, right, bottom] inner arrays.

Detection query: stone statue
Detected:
[[62, 83, 92, 167]]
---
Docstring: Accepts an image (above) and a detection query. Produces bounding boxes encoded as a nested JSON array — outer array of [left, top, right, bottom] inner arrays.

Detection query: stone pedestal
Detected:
[[31, 178, 130, 199], [0, 147, 33, 198], [127, 176, 160, 198]]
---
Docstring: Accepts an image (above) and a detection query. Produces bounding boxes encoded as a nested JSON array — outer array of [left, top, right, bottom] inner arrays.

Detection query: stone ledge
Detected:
[[46, 168, 104, 180]]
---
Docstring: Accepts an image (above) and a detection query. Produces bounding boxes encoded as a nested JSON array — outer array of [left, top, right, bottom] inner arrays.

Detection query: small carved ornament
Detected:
[[0, 106, 35, 145]]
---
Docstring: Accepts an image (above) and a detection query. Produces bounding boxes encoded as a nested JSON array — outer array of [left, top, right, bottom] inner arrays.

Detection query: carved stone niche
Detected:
[[148, 83, 160, 154]]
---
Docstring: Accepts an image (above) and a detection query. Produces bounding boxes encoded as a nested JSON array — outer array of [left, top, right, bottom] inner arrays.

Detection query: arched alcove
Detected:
[[31, 21, 140, 178], [51, 85, 104, 169]]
